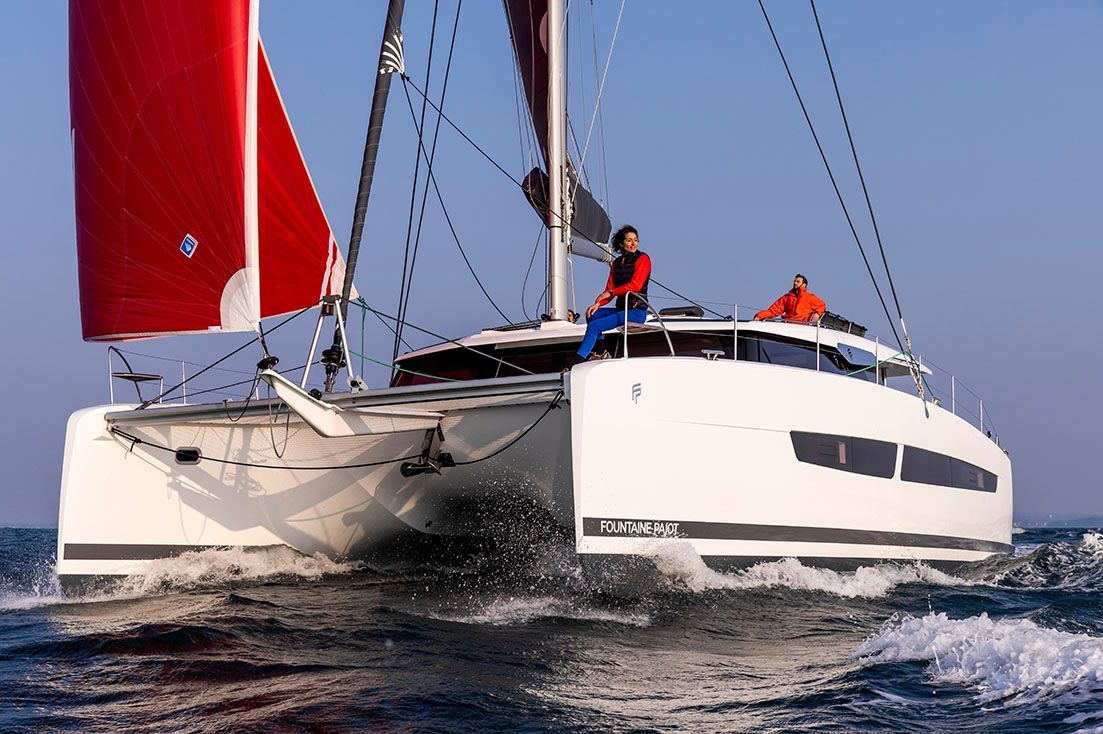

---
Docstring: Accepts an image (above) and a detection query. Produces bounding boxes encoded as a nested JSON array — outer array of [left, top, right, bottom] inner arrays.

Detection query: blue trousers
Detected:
[[577, 307, 647, 358]]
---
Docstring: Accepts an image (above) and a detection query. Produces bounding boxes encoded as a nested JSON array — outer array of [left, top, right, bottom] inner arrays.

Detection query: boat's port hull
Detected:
[[56, 378, 572, 580]]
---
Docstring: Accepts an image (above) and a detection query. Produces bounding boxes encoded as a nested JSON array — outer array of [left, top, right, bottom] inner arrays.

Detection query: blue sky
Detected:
[[1, 1, 1100, 525]]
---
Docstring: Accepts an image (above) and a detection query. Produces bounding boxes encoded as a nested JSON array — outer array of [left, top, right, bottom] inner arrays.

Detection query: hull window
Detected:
[[901, 446, 998, 492], [790, 432, 897, 478]]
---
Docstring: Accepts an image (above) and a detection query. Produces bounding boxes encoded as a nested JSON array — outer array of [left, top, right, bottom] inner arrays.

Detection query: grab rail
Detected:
[[622, 292, 675, 358]]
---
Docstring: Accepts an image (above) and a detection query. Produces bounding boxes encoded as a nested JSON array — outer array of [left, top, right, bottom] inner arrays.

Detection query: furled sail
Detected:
[[69, 0, 344, 341], [503, 0, 612, 253]]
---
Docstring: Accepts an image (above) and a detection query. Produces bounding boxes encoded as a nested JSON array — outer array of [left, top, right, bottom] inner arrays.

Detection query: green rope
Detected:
[[844, 350, 906, 377], [347, 349, 461, 382], [349, 297, 459, 383]]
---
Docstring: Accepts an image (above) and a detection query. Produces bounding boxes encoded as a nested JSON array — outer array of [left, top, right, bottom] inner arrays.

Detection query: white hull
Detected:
[[57, 376, 571, 580], [570, 359, 1011, 567], [57, 358, 1011, 582]]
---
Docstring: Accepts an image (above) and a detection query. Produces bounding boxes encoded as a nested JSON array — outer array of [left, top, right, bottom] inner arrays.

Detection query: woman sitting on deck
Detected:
[[569, 225, 652, 367]]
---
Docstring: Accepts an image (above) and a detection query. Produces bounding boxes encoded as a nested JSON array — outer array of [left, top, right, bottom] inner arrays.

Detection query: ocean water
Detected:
[[2, 528, 1102, 732]]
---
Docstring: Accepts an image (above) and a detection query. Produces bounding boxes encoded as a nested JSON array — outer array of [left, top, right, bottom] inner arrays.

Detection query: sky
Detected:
[[1, 1, 1100, 526]]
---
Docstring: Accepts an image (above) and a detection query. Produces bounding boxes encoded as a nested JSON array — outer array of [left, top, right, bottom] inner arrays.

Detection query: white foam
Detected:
[[648, 542, 964, 598], [854, 612, 1103, 705], [1012, 527, 1026, 535], [0, 547, 360, 609], [430, 596, 650, 627], [104, 546, 361, 598]]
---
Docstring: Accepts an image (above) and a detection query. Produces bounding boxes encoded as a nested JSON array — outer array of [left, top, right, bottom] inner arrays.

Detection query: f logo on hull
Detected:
[[631, 383, 642, 404]]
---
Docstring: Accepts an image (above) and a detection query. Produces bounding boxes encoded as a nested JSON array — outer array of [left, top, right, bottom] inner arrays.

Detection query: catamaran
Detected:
[[57, 0, 1012, 587]]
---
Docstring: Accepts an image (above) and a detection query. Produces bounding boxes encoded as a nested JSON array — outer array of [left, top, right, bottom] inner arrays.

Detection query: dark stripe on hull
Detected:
[[63, 543, 270, 560], [581, 517, 1012, 554]]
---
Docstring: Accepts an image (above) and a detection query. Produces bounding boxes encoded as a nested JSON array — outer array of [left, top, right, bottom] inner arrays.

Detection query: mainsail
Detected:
[[503, 0, 612, 254], [69, 0, 344, 341]]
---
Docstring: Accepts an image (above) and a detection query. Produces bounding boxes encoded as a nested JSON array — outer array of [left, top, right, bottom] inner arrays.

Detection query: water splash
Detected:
[[647, 542, 965, 598], [108, 546, 361, 597], [854, 612, 1103, 706], [0, 560, 65, 611], [4, 546, 360, 609]]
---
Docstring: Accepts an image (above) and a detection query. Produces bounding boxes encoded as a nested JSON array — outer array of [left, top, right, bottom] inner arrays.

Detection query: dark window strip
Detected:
[[901, 446, 998, 492], [790, 431, 897, 479]]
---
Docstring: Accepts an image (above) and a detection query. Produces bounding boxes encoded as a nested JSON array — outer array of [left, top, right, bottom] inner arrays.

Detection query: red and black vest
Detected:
[[613, 250, 649, 311]]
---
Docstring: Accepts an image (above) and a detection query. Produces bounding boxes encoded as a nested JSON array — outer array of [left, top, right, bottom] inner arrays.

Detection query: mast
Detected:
[[339, 0, 406, 320], [546, 0, 570, 321]]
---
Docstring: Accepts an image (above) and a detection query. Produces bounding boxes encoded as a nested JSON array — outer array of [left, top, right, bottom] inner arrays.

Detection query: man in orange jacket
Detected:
[[754, 274, 826, 323]]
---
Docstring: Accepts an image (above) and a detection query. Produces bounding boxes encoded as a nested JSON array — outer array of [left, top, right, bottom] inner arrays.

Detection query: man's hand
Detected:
[[585, 302, 601, 319]]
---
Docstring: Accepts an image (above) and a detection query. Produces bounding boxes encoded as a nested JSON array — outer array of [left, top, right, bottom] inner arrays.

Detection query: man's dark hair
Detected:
[[795, 273, 808, 287], [611, 225, 639, 254]]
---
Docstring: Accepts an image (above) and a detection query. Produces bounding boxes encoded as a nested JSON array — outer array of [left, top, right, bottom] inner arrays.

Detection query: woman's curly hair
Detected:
[[611, 224, 638, 254]]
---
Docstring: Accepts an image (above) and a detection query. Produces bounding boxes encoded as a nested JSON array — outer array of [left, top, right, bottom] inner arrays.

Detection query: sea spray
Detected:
[[646, 541, 966, 598], [428, 596, 651, 627]]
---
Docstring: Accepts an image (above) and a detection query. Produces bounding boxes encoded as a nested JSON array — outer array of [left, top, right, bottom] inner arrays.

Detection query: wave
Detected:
[[977, 531, 1103, 591], [647, 542, 965, 598], [853, 612, 1103, 706], [428, 596, 650, 627]]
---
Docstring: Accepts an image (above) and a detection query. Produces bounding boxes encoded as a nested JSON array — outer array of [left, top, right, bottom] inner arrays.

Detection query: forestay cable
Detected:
[[756, 0, 904, 354]]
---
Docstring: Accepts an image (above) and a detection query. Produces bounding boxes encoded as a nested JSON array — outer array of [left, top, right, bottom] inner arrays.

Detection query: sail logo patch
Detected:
[[179, 234, 198, 258]]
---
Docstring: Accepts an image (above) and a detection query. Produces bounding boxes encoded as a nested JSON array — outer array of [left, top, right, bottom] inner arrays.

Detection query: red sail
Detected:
[[257, 43, 344, 318], [69, 0, 342, 341]]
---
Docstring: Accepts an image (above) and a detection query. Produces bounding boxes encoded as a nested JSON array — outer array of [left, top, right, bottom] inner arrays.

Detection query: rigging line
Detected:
[[520, 222, 544, 321], [347, 298, 535, 375], [359, 296, 415, 353], [397, 80, 513, 324], [808, 0, 908, 330], [571, 0, 625, 203], [396, 0, 464, 362], [112, 427, 421, 471], [392, 0, 442, 366], [136, 300, 320, 409], [401, 75, 522, 187], [402, 76, 606, 248], [452, 390, 564, 465], [507, 22, 530, 176], [589, 0, 611, 212], [650, 279, 727, 319], [567, 116, 592, 188], [181, 362, 313, 401], [756, 0, 904, 353]]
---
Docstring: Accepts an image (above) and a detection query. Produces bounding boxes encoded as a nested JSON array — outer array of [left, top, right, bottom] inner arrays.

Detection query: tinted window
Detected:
[[609, 330, 734, 359], [790, 432, 897, 479], [741, 335, 872, 380], [902, 446, 998, 492]]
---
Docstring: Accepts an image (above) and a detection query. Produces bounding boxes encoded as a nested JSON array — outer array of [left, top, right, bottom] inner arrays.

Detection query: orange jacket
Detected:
[[755, 286, 826, 323]]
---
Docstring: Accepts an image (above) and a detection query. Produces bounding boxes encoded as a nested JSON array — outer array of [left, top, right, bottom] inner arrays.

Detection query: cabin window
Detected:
[[741, 335, 874, 380], [606, 330, 734, 359], [790, 432, 897, 478], [901, 446, 998, 492]]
